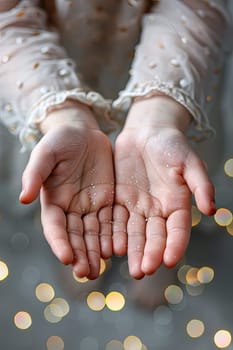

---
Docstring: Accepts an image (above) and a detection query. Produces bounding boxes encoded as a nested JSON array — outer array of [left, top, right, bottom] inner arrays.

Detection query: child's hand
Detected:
[[113, 96, 215, 279], [19, 102, 114, 279]]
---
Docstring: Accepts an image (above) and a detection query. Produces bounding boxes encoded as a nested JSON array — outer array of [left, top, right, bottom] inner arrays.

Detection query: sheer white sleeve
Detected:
[[114, 0, 232, 141], [0, 0, 112, 151]]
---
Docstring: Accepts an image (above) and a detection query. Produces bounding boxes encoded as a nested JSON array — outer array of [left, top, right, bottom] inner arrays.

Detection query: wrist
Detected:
[[40, 100, 99, 134], [126, 95, 192, 133]]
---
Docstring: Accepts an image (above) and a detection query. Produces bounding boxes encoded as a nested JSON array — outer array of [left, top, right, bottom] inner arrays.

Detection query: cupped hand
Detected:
[[20, 122, 114, 280], [113, 104, 215, 279]]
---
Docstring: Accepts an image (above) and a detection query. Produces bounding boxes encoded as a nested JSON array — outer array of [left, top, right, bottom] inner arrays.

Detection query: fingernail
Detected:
[[19, 189, 25, 201]]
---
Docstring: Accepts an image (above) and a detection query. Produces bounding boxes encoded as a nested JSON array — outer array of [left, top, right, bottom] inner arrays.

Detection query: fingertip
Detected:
[[185, 158, 215, 215], [60, 254, 74, 266], [87, 270, 100, 280], [163, 253, 179, 268], [196, 197, 216, 216], [141, 265, 155, 276], [51, 242, 74, 266], [19, 189, 33, 205], [113, 238, 127, 257], [163, 242, 184, 267], [206, 207, 216, 216], [192, 179, 215, 215], [129, 262, 145, 280], [58, 255, 73, 266], [132, 272, 145, 280], [100, 246, 112, 260], [141, 256, 162, 276], [19, 189, 26, 204], [208, 200, 216, 215], [19, 174, 42, 204], [72, 259, 90, 278]]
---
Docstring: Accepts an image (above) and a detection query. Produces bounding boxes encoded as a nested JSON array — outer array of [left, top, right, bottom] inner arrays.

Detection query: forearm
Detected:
[[0, 1, 110, 151], [115, 0, 231, 140]]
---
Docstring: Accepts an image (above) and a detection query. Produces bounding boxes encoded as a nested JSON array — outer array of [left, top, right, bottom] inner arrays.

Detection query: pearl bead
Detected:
[[181, 36, 188, 44], [171, 58, 180, 67], [58, 68, 69, 77], [179, 78, 189, 88]]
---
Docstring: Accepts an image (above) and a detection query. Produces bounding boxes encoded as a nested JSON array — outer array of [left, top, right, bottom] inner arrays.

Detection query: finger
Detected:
[[41, 200, 73, 265], [141, 216, 166, 275], [127, 212, 146, 279], [98, 206, 113, 259], [163, 209, 191, 267], [67, 212, 90, 278], [184, 155, 216, 215], [83, 213, 100, 280], [112, 204, 129, 256], [19, 139, 55, 204]]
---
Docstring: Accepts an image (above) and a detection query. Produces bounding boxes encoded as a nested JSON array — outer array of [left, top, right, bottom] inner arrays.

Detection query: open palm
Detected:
[[20, 125, 114, 279], [113, 127, 215, 279]]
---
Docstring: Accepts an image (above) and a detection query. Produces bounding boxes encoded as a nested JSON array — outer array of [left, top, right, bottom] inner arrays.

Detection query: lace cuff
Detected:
[[19, 88, 116, 151], [113, 77, 215, 142]]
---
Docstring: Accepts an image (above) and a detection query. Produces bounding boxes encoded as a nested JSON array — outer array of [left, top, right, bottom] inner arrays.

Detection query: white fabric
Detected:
[[0, 0, 231, 149]]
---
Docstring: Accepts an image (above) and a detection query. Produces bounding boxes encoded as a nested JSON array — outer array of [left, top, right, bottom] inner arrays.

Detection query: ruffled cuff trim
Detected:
[[113, 78, 215, 142], [20, 88, 117, 151]]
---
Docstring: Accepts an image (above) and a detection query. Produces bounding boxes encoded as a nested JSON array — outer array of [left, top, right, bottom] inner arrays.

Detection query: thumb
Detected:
[[184, 153, 216, 216], [19, 139, 55, 204]]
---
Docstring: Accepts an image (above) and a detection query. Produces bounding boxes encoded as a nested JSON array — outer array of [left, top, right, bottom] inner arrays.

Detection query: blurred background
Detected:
[[1, 12, 233, 350]]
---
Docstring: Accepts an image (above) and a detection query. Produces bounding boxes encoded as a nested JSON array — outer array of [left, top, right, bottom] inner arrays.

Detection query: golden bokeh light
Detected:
[[214, 330, 232, 348], [191, 205, 202, 227], [177, 265, 191, 284], [0, 260, 9, 281], [100, 258, 107, 275], [197, 266, 214, 284], [224, 158, 233, 177], [186, 267, 200, 286], [44, 305, 62, 323], [105, 339, 124, 350], [50, 298, 70, 317], [49, 303, 65, 319], [14, 311, 32, 330], [73, 272, 89, 283], [226, 221, 233, 236], [35, 283, 55, 302], [105, 291, 125, 311], [164, 285, 184, 304], [123, 335, 142, 350], [46, 336, 64, 350], [87, 291, 105, 311], [186, 319, 205, 338], [214, 208, 233, 226]]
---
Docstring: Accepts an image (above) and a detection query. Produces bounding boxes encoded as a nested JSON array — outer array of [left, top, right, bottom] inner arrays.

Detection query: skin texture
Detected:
[[113, 96, 215, 279], [19, 97, 215, 280], [20, 102, 114, 280]]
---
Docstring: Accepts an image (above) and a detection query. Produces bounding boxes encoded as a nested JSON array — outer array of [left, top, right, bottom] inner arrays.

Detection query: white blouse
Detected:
[[0, 0, 231, 150]]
